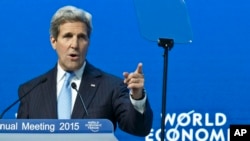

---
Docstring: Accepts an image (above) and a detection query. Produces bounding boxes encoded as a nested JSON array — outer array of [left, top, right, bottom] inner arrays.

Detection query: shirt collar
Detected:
[[57, 61, 86, 83]]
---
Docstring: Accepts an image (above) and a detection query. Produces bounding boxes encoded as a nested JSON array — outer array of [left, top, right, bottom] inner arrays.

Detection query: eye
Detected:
[[78, 34, 88, 40]]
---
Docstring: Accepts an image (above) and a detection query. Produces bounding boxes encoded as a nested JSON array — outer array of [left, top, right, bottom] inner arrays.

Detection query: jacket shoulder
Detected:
[[19, 67, 55, 90]]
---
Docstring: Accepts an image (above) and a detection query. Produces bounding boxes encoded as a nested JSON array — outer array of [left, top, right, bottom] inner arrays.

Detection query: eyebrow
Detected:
[[62, 32, 87, 37], [62, 32, 73, 37]]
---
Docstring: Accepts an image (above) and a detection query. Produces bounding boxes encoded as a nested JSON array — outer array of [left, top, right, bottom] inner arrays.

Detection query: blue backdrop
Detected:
[[0, 0, 250, 141]]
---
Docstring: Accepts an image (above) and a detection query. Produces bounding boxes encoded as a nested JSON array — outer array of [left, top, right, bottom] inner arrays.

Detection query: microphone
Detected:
[[71, 82, 89, 116], [0, 77, 47, 119]]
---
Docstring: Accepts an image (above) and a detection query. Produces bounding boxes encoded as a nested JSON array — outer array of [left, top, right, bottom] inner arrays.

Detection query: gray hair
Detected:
[[50, 5, 92, 39]]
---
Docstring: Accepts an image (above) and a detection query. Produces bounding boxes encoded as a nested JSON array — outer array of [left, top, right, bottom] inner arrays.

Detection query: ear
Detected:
[[50, 36, 57, 50]]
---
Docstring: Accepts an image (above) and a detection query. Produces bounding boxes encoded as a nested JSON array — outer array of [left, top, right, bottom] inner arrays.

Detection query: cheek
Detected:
[[55, 43, 68, 55], [80, 43, 89, 54]]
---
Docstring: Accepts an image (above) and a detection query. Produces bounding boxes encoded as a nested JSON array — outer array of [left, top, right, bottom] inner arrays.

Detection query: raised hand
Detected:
[[123, 63, 144, 99]]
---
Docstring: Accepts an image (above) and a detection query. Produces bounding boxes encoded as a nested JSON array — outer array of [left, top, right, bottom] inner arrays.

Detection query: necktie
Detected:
[[58, 72, 74, 119]]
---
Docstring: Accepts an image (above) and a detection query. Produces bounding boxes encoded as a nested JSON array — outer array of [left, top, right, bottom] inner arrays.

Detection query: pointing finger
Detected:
[[134, 62, 143, 74]]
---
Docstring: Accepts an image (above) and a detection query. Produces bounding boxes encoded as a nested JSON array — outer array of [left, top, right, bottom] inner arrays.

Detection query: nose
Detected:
[[70, 37, 78, 48]]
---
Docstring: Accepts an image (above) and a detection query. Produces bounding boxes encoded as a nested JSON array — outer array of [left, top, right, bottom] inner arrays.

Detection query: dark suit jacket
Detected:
[[17, 62, 153, 136]]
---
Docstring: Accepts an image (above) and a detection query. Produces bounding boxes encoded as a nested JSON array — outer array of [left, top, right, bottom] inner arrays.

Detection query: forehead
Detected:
[[59, 21, 87, 34]]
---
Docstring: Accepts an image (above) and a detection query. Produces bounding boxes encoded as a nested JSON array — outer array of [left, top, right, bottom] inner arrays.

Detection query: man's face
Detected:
[[51, 21, 89, 71]]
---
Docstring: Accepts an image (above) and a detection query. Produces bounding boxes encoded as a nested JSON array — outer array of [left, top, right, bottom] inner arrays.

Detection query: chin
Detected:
[[68, 63, 82, 71]]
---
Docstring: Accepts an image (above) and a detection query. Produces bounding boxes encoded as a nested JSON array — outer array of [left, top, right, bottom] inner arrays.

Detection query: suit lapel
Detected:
[[71, 62, 102, 118]]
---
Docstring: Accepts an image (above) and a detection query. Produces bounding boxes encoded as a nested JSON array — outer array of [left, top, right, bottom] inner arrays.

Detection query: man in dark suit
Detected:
[[17, 5, 153, 136]]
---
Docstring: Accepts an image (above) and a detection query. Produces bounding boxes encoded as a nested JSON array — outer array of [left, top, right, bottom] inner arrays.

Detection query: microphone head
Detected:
[[71, 82, 77, 89]]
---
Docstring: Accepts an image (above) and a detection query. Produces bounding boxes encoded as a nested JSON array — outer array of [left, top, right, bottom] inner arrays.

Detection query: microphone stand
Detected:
[[158, 38, 174, 141], [0, 98, 20, 119], [0, 78, 47, 119]]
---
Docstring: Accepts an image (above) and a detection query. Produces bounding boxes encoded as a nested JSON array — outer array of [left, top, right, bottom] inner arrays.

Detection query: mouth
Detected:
[[68, 53, 79, 60]]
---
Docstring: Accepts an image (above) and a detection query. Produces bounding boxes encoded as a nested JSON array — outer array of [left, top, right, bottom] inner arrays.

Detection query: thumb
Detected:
[[134, 62, 143, 74], [123, 72, 129, 78]]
